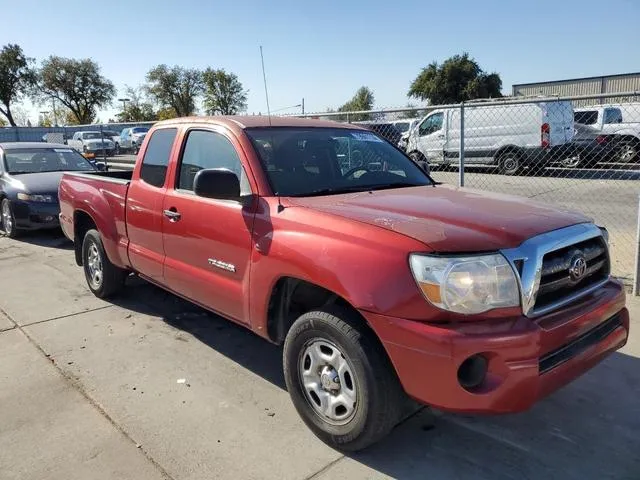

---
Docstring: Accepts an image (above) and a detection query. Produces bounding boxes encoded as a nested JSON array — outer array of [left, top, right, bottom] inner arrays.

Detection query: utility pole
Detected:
[[301, 98, 305, 115], [51, 99, 58, 126], [118, 98, 131, 121]]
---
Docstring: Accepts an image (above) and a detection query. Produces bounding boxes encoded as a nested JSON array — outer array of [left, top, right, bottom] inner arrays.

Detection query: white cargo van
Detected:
[[405, 100, 575, 175]]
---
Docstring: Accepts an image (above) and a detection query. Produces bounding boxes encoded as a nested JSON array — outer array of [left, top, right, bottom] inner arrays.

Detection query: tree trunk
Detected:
[[1, 105, 16, 127]]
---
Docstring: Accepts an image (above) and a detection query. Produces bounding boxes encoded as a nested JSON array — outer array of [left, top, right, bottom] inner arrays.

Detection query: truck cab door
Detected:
[[125, 127, 179, 280], [415, 112, 445, 165], [161, 128, 256, 324]]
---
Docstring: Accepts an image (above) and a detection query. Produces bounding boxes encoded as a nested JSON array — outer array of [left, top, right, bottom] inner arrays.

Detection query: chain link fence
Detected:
[[294, 92, 640, 287]]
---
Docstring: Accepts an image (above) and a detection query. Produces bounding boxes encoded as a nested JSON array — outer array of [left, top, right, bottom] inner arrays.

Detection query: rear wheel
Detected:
[[1, 198, 19, 238], [618, 140, 638, 163], [82, 229, 126, 298], [283, 307, 405, 452], [498, 151, 521, 175]]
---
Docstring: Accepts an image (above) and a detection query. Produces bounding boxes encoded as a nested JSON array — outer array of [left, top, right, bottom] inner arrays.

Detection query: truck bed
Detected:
[[58, 170, 132, 269]]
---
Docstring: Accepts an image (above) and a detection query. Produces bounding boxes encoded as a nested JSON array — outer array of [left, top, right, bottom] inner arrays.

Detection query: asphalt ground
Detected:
[[0, 229, 639, 479]]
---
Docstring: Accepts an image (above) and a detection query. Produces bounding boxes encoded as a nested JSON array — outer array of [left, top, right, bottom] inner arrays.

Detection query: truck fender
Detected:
[[72, 198, 127, 269]]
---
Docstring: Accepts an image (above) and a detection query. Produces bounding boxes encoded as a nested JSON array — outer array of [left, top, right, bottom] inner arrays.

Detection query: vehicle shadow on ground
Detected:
[[113, 275, 286, 389], [0, 229, 73, 250], [111, 276, 640, 479]]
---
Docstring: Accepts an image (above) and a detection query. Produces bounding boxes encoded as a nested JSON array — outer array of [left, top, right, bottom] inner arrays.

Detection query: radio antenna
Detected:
[[260, 46, 272, 126]]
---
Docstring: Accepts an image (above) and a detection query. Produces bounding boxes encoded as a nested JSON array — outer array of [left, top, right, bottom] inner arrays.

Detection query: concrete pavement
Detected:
[[1, 230, 640, 479]]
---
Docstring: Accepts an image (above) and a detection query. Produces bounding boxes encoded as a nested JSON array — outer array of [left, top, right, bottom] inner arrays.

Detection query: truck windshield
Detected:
[[245, 127, 433, 197], [4, 148, 96, 174], [132, 127, 149, 134], [83, 132, 102, 139]]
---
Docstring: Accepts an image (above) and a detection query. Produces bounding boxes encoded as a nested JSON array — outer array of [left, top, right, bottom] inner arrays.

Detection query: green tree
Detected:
[[408, 53, 502, 105], [337, 86, 375, 121], [0, 44, 36, 126], [37, 56, 115, 124], [202, 68, 247, 115], [0, 116, 7, 127], [117, 86, 157, 122], [156, 106, 178, 120], [145, 65, 203, 117]]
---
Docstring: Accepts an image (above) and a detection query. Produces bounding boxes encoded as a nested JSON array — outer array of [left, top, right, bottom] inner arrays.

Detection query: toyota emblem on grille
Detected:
[[569, 254, 588, 281]]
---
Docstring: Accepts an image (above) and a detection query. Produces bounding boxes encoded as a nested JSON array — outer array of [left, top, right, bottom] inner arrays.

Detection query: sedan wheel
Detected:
[[1, 199, 19, 238], [619, 142, 638, 163]]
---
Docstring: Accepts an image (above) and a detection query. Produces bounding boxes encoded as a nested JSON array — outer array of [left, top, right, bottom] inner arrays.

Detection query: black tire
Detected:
[[498, 151, 521, 175], [82, 229, 126, 298], [114, 143, 120, 155], [409, 151, 430, 174], [1, 198, 20, 239], [283, 307, 405, 452]]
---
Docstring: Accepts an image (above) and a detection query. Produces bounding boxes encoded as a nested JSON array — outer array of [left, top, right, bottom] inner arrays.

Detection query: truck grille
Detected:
[[534, 237, 610, 311]]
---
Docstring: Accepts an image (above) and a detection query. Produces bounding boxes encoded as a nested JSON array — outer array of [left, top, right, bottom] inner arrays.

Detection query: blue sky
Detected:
[[1, 0, 639, 123]]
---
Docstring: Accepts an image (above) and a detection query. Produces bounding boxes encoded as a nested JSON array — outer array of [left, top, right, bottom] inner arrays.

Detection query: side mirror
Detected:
[[193, 168, 240, 201]]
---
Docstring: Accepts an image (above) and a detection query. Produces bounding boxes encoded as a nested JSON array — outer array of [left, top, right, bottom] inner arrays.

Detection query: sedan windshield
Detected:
[[4, 148, 96, 174], [245, 127, 432, 197]]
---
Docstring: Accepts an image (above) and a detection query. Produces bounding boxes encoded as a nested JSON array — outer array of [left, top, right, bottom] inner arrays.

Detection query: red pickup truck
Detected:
[[58, 116, 629, 451]]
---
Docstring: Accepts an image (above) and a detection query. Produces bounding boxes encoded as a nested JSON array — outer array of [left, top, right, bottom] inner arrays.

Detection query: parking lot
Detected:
[[1, 229, 640, 480]]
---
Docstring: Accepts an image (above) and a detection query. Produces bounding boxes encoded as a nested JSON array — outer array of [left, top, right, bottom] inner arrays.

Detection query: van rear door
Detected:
[[542, 101, 574, 145]]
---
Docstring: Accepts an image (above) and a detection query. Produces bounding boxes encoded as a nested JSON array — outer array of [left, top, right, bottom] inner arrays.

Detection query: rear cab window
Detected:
[[574, 110, 598, 125], [139, 128, 178, 188]]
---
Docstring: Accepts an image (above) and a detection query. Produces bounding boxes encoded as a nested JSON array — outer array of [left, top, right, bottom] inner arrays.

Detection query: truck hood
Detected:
[[84, 139, 112, 145], [287, 185, 591, 251]]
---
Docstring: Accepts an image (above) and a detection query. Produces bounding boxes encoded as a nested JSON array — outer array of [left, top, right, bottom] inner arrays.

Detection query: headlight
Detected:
[[598, 226, 609, 245], [17, 193, 54, 203], [409, 253, 520, 314]]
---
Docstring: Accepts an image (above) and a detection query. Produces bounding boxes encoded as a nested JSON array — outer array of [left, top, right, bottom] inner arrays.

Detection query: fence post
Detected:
[[634, 194, 640, 296], [14, 127, 20, 142], [99, 124, 107, 163], [459, 102, 465, 187]]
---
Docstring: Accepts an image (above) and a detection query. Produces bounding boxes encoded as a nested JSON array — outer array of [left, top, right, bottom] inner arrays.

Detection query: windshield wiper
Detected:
[[290, 182, 426, 197]]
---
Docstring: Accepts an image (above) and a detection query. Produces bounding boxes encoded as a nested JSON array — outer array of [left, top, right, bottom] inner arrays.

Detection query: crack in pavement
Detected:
[[0, 304, 176, 480]]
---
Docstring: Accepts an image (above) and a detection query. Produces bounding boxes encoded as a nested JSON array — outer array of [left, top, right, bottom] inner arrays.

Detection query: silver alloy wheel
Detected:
[[2, 201, 13, 234], [620, 143, 637, 163], [87, 242, 103, 289], [562, 155, 581, 168], [299, 339, 358, 425]]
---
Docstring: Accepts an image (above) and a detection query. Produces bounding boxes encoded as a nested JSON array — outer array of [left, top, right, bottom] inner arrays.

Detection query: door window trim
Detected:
[[171, 127, 254, 200]]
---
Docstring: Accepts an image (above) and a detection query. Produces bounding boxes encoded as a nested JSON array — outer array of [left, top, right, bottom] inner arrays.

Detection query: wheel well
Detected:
[[73, 211, 96, 266], [495, 145, 522, 161], [266, 277, 365, 345], [615, 135, 640, 146]]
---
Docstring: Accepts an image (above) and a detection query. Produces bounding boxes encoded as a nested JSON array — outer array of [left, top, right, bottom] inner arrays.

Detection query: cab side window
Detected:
[[139, 128, 177, 188], [603, 108, 622, 124], [177, 130, 251, 196], [418, 113, 444, 136]]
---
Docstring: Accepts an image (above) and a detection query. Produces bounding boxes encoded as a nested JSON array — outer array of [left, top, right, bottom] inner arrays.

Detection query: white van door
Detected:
[[415, 112, 445, 164], [543, 101, 574, 146]]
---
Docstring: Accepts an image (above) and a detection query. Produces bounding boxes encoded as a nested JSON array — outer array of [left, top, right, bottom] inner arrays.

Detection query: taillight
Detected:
[[541, 123, 550, 148], [596, 135, 609, 145]]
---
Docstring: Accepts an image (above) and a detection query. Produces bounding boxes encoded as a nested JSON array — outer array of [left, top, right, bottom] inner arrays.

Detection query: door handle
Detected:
[[163, 208, 181, 222]]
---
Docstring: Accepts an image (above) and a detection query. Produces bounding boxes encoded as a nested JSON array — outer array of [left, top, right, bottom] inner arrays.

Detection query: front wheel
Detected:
[[82, 229, 126, 298], [283, 308, 405, 452], [1, 198, 20, 238]]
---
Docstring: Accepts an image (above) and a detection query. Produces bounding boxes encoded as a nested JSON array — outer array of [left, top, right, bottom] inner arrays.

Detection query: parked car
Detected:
[[58, 116, 628, 452], [559, 123, 617, 168], [574, 104, 640, 163], [0, 142, 103, 238], [354, 121, 403, 146], [101, 129, 122, 154], [119, 127, 150, 154], [67, 131, 115, 158], [405, 100, 575, 175]]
